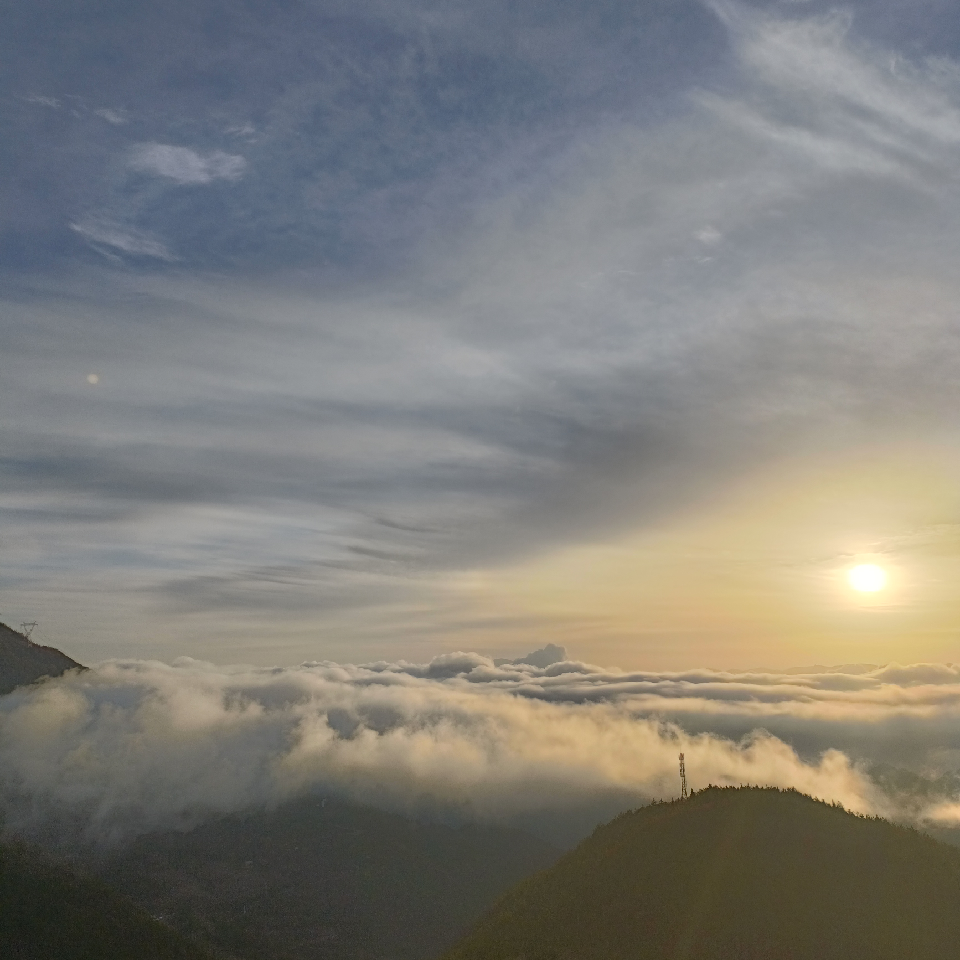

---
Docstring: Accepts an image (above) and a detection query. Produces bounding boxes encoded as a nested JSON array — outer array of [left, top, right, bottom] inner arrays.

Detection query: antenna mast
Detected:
[[20, 622, 38, 641], [679, 752, 688, 799]]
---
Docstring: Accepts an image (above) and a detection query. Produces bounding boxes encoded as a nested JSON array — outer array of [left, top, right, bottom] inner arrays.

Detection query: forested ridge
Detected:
[[444, 786, 960, 960], [0, 837, 218, 960]]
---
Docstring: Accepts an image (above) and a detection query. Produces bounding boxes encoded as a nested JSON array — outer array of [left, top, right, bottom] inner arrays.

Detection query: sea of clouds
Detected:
[[2, 648, 960, 846]]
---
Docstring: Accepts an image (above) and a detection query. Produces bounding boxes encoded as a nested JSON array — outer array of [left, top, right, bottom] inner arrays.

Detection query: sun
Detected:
[[847, 563, 887, 593]]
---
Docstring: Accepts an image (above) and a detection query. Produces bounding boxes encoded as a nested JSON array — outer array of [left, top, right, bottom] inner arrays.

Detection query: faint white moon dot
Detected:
[[848, 564, 886, 592], [87, 373, 99, 384]]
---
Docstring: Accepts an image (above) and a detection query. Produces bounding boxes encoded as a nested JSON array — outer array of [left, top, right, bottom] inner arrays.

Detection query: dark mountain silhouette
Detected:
[[0, 621, 84, 695], [443, 786, 960, 960], [494, 644, 567, 668], [96, 796, 561, 960], [0, 837, 217, 960]]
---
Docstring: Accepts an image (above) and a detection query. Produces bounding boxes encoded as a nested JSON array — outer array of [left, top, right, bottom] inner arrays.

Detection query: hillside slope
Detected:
[[0, 838, 217, 960], [0, 621, 84, 695], [98, 796, 561, 960], [443, 786, 960, 960]]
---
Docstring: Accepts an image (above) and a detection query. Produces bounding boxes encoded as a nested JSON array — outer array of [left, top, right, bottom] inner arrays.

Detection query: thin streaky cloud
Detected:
[[69, 219, 176, 261], [128, 143, 247, 185]]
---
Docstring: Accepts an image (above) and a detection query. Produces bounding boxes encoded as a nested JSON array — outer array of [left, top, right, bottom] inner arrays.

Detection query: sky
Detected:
[[4, 0, 960, 671]]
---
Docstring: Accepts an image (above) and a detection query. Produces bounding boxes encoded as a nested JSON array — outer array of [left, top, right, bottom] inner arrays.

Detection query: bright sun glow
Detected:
[[847, 563, 887, 593]]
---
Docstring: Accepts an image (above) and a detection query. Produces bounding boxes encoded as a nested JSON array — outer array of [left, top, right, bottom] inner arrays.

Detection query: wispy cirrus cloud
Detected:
[[5, 1, 960, 665], [24, 94, 61, 109], [702, 0, 960, 181], [128, 143, 247, 185], [94, 108, 127, 125], [69, 218, 176, 260]]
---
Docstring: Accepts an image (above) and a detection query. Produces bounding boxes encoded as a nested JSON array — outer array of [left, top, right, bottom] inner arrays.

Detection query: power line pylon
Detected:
[[20, 622, 38, 641], [679, 752, 688, 799]]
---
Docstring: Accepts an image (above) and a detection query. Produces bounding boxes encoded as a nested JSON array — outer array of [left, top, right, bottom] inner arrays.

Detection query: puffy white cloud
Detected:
[[3, 653, 960, 846]]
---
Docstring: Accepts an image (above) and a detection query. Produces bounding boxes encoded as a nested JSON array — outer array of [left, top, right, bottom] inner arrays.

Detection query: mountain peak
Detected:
[[0, 621, 84, 695], [494, 644, 568, 668], [445, 786, 960, 960]]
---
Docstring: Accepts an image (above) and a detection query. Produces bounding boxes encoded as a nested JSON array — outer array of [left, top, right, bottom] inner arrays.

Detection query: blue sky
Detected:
[[4, 0, 960, 667]]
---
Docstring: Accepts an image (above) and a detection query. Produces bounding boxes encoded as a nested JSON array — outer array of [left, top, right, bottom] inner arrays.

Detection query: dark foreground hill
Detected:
[[0, 838, 217, 960], [443, 786, 960, 960], [0, 621, 84, 695], [96, 796, 561, 960]]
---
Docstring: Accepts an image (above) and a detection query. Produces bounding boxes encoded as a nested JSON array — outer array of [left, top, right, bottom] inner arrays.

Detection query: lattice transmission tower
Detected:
[[679, 752, 688, 799], [20, 622, 38, 641]]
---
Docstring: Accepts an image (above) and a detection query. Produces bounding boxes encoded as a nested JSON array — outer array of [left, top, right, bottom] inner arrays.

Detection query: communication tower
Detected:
[[679, 752, 688, 799]]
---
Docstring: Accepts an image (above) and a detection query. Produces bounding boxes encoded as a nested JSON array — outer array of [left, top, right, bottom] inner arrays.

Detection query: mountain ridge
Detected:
[[0, 835, 219, 960], [0, 621, 84, 696], [443, 785, 960, 960], [95, 795, 562, 960]]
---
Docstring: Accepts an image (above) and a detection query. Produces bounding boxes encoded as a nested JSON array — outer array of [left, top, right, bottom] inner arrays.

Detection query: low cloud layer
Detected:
[[3, 653, 959, 846]]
